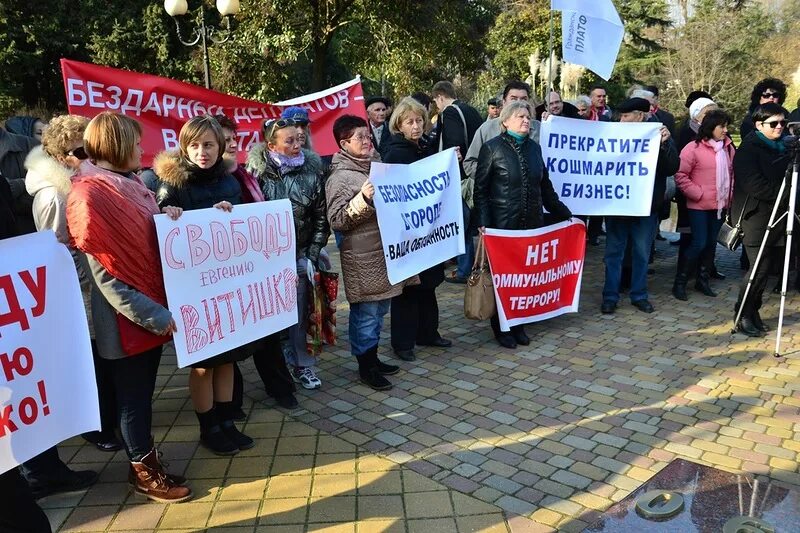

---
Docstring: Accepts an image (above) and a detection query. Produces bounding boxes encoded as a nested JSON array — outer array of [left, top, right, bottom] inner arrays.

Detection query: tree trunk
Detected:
[[311, 40, 328, 91]]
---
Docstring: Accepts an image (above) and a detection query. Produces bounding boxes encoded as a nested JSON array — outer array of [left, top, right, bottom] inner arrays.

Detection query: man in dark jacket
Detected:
[[366, 96, 392, 160], [1, 126, 38, 234], [431, 80, 483, 283], [601, 98, 680, 315], [645, 85, 676, 137]]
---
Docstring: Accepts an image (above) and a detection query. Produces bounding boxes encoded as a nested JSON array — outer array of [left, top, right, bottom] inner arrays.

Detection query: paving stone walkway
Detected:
[[46, 234, 800, 532]]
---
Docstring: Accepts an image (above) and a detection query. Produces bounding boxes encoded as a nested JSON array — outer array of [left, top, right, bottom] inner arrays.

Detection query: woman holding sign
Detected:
[[326, 115, 408, 390], [384, 97, 452, 362], [473, 101, 572, 349], [154, 115, 258, 456], [67, 112, 191, 503]]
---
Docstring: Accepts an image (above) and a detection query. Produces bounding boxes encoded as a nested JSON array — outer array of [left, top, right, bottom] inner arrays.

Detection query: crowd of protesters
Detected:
[[0, 74, 798, 531]]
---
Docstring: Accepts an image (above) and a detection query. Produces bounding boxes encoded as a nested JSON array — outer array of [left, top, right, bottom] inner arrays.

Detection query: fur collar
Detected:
[[24, 145, 75, 197], [152, 150, 187, 188], [246, 143, 323, 179]]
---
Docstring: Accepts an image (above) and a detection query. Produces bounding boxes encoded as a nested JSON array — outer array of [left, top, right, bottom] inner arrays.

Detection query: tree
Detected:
[[657, 1, 776, 125]]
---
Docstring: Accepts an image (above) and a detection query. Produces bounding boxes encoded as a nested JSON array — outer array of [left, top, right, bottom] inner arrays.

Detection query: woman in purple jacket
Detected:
[[672, 110, 735, 300]]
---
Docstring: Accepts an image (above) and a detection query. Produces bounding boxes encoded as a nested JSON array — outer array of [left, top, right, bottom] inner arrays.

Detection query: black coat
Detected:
[[435, 100, 483, 155], [740, 112, 755, 139], [383, 133, 444, 288], [0, 175, 16, 239], [154, 155, 242, 211], [371, 123, 392, 161], [654, 108, 676, 137], [732, 132, 793, 247], [0, 128, 37, 234], [474, 133, 571, 230], [247, 145, 329, 263], [650, 135, 681, 216]]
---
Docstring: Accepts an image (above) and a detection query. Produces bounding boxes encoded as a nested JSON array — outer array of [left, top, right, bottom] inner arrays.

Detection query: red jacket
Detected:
[[675, 137, 735, 211]]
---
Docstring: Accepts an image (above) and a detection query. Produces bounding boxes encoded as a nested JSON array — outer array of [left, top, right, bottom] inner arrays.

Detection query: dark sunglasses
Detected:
[[761, 92, 780, 99], [263, 118, 297, 139], [761, 120, 787, 129], [66, 146, 88, 160]]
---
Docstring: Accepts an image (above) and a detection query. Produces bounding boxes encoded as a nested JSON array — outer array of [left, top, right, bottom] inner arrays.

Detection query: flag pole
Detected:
[[547, 7, 554, 103]]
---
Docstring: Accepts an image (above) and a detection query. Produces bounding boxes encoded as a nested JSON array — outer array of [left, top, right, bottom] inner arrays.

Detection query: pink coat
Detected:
[[675, 138, 735, 211]]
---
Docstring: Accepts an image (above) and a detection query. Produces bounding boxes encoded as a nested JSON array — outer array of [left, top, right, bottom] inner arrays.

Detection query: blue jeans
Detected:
[[111, 346, 162, 460], [349, 299, 391, 356], [603, 215, 657, 303], [455, 201, 475, 279], [686, 209, 723, 264]]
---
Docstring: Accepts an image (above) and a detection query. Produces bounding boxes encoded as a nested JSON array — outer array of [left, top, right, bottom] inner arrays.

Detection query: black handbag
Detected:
[[717, 194, 748, 252]]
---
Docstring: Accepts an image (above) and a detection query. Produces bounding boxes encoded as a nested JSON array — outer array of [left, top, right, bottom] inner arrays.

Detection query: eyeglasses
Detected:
[[761, 120, 787, 129], [346, 134, 371, 143], [761, 92, 780, 99], [263, 118, 297, 139], [66, 146, 88, 160]]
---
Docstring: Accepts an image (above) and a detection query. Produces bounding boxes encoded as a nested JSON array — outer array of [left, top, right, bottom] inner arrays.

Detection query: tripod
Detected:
[[733, 147, 800, 357]]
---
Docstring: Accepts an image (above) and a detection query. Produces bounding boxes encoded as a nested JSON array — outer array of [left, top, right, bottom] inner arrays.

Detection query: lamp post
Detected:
[[164, 0, 240, 89]]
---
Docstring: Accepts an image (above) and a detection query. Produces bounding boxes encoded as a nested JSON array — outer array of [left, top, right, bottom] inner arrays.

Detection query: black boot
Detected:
[[672, 272, 689, 301], [216, 401, 255, 451], [751, 311, 770, 332], [369, 346, 400, 375], [512, 326, 530, 346], [736, 316, 765, 337], [356, 351, 392, 391], [196, 408, 239, 455], [694, 268, 717, 297]]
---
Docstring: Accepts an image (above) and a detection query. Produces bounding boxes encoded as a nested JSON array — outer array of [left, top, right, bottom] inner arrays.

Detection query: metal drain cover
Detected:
[[634, 490, 685, 520]]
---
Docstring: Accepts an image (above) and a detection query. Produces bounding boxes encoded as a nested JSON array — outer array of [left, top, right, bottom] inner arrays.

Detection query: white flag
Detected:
[[551, 0, 624, 80]]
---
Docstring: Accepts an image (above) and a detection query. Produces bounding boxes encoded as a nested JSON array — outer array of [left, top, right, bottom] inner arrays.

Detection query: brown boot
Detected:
[[127, 449, 187, 487], [130, 449, 192, 503]]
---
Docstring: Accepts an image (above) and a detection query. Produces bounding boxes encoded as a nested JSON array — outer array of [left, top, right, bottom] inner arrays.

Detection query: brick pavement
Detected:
[[47, 234, 800, 532]]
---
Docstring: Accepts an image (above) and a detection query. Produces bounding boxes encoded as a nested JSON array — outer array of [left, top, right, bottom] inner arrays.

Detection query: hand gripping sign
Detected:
[[483, 220, 586, 331], [154, 201, 299, 368], [0, 231, 99, 474]]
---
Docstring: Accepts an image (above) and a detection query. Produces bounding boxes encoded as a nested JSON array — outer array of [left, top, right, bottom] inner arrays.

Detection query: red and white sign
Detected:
[[61, 59, 367, 166], [484, 220, 586, 331], [0, 231, 99, 474], [154, 201, 299, 368]]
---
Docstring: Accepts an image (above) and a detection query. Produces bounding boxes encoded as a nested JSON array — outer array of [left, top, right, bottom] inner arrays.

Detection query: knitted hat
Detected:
[[689, 98, 715, 121]]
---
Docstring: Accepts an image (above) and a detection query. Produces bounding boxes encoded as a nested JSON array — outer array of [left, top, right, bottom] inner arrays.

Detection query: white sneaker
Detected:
[[293, 366, 321, 390]]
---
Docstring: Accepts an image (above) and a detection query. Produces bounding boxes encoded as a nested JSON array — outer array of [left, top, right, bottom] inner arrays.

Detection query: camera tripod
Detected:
[[733, 145, 800, 357]]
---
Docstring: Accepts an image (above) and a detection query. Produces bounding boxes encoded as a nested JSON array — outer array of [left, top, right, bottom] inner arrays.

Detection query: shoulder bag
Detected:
[[464, 234, 496, 320]]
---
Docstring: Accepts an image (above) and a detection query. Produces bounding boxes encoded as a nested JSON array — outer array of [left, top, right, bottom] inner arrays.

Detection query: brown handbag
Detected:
[[464, 234, 496, 320]]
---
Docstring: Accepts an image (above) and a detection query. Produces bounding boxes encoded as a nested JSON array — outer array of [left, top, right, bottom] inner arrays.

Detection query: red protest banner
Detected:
[[60, 59, 367, 166], [483, 220, 586, 331]]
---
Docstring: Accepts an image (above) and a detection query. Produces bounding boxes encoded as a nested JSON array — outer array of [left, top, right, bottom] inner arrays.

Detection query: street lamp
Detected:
[[164, 0, 240, 89]]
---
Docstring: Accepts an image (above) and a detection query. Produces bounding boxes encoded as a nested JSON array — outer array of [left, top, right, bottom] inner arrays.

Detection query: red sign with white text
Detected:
[[61, 59, 367, 166], [483, 220, 586, 331]]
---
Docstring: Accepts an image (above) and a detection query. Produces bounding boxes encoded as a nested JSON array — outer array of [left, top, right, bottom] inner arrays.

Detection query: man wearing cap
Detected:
[[486, 97, 500, 120], [365, 96, 392, 159], [601, 97, 680, 315], [644, 85, 675, 137]]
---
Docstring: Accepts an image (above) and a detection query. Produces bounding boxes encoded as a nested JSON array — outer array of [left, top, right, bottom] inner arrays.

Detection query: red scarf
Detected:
[[67, 161, 166, 305]]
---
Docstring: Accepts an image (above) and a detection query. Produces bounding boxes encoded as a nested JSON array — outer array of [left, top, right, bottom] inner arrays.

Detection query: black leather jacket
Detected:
[[247, 145, 329, 262], [474, 133, 571, 230]]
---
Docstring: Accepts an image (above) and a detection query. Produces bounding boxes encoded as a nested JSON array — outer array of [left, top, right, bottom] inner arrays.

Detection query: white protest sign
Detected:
[[552, 0, 624, 80], [155, 201, 298, 368], [0, 231, 98, 474], [371, 148, 465, 285], [541, 116, 662, 216]]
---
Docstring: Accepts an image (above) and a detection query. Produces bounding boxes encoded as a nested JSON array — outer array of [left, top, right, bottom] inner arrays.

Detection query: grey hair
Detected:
[[498, 101, 533, 132], [575, 95, 591, 107]]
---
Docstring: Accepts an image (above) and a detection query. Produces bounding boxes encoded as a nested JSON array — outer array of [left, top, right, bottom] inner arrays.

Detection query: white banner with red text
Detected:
[[371, 149, 465, 285], [484, 220, 586, 331], [541, 116, 661, 216], [0, 231, 98, 474], [61, 59, 367, 166], [154, 201, 298, 368]]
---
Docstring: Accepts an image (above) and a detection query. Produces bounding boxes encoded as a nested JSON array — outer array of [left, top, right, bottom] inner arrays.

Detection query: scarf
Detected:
[[588, 106, 606, 121], [710, 140, 731, 219], [506, 130, 527, 144], [689, 119, 700, 134], [184, 157, 227, 183], [755, 131, 786, 153], [232, 164, 265, 203], [269, 150, 305, 175], [67, 161, 166, 305]]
